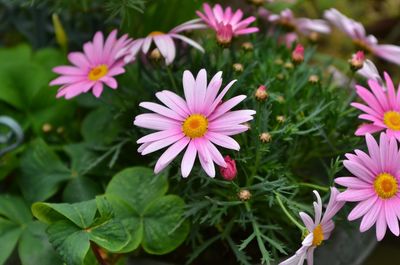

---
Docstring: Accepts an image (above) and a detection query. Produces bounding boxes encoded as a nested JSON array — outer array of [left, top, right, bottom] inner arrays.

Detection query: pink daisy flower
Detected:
[[196, 3, 259, 45], [265, 8, 330, 46], [50, 30, 132, 99], [351, 72, 400, 138], [280, 188, 344, 265], [121, 19, 206, 65], [134, 69, 255, 178], [335, 133, 400, 240], [324, 8, 400, 65]]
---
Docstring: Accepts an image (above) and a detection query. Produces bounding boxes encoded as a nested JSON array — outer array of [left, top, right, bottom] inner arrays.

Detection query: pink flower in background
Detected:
[[196, 3, 259, 45], [335, 133, 400, 241], [324, 8, 400, 65], [121, 19, 206, 65], [50, 30, 132, 99], [291, 43, 304, 63], [279, 188, 344, 265], [265, 8, 330, 46], [348, 50, 365, 71], [219, 155, 237, 180], [351, 73, 400, 138], [134, 69, 255, 178], [357, 59, 383, 86]]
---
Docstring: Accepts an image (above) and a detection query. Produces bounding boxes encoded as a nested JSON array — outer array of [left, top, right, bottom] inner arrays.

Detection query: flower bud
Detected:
[[219, 156, 237, 181], [56, 127, 65, 134], [232, 63, 244, 73], [241, 42, 254, 52], [238, 189, 251, 201], [308, 75, 319, 84], [276, 115, 286, 123], [276, 95, 285, 103], [255, 85, 268, 101], [149, 48, 162, 61], [284, 62, 294, 70], [276, 73, 285, 80], [274, 58, 284, 65], [349, 51, 365, 71], [292, 44, 304, 64], [42, 123, 52, 133], [308, 32, 319, 43], [259, 132, 272, 143], [244, 122, 251, 130]]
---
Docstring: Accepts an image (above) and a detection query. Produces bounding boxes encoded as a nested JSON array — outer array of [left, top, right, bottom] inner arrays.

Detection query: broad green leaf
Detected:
[[63, 144, 97, 176], [0, 152, 18, 181], [47, 220, 91, 265], [19, 139, 71, 202], [18, 221, 63, 265], [141, 195, 189, 255], [33, 48, 66, 70], [0, 218, 23, 265], [33, 199, 130, 265], [62, 177, 102, 203], [106, 167, 168, 213], [32, 200, 97, 228], [105, 167, 188, 254], [0, 195, 31, 224], [81, 107, 122, 146]]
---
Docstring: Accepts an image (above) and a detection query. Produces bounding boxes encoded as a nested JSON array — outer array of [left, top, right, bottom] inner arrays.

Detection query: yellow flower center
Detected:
[[182, 114, 208, 138], [384, 111, 400, 131], [149, 31, 164, 36], [312, 224, 324, 247], [88, 64, 108, 81], [374, 173, 398, 199]]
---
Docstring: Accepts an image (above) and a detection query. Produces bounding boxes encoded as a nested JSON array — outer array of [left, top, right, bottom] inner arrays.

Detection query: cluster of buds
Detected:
[[219, 155, 237, 181], [349, 51, 365, 71], [255, 85, 268, 101], [291, 44, 304, 64]]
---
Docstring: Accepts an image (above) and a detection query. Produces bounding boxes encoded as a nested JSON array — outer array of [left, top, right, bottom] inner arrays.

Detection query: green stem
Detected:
[[298, 182, 329, 192], [274, 192, 305, 231], [166, 67, 178, 93]]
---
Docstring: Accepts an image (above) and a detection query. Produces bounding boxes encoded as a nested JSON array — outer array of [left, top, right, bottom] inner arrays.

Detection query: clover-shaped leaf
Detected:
[[105, 167, 189, 254], [0, 194, 62, 265], [32, 197, 130, 265]]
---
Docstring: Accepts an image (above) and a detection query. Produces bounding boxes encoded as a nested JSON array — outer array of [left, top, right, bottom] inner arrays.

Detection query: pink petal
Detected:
[[92, 82, 103, 98], [154, 35, 176, 65], [52, 66, 85, 76], [348, 196, 377, 221], [335, 177, 371, 189], [355, 123, 383, 136], [360, 200, 382, 232], [194, 69, 207, 113], [206, 80, 237, 116], [156, 90, 190, 117], [154, 137, 190, 174], [385, 202, 399, 236], [183, 70, 196, 113], [336, 189, 375, 202], [141, 133, 184, 155], [205, 140, 226, 167], [134, 113, 181, 130], [137, 128, 183, 144], [205, 132, 240, 150], [376, 207, 387, 241], [373, 44, 400, 65], [195, 138, 215, 177], [203, 71, 223, 108], [181, 140, 197, 178], [299, 212, 314, 232], [139, 102, 184, 121], [68, 52, 90, 69], [208, 95, 247, 121]]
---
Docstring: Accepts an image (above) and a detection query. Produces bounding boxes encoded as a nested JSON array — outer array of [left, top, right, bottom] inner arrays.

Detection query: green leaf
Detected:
[[63, 144, 97, 176], [0, 195, 31, 224], [32, 200, 97, 228], [141, 195, 189, 255], [19, 139, 71, 202], [105, 167, 188, 254], [106, 167, 168, 213], [18, 221, 63, 265], [0, 152, 18, 181], [0, 218, 23, 265], [62, 177, 102, 203], [47, 220, 90, 265], [33, 199, 130, 265], [81, 107, 122, 146]]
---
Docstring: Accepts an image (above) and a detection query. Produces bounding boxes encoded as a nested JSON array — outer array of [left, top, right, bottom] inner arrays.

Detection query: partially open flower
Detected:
[[292, 44, 304, 64], [197, 3, 259, 46], [255, 85, 268, 101], [259, 132, 272, 143], [349, 51, 365, 71], [219, 156, 237, 181]]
